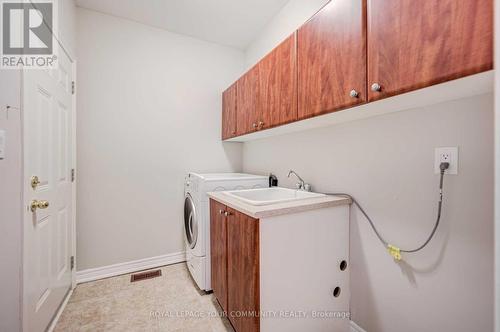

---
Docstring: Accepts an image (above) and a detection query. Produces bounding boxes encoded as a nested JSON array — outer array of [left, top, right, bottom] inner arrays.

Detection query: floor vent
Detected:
[[130, 269, 162, 282]]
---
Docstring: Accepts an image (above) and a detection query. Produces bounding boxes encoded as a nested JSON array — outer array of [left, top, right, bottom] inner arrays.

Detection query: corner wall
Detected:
[[75, 9, 245, 270]]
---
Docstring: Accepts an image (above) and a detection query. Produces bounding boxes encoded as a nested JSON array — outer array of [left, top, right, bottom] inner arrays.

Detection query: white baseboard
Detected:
[[76, 251, 186, 283], [350, 320, 368, 332]]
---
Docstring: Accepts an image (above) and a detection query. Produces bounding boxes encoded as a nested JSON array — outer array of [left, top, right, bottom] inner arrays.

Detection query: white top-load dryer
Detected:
[[184, 173, 268, 291]]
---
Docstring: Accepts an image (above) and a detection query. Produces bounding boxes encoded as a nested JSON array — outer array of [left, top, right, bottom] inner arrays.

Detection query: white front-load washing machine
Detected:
[[184, 173, 268, 291]]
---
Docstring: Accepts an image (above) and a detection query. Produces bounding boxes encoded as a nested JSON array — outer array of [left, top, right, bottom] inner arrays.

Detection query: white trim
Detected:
[[71, 60, 77, 290], [46, 288, 73, 332], [76, 252, 187, 284], [350, 320, 367, 332]]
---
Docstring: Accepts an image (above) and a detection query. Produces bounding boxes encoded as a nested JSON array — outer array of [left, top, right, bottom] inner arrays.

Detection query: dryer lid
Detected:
[[190, 173, 267, 181]]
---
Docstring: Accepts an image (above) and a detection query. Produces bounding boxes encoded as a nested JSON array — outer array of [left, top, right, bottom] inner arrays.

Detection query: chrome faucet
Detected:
[[287, 170, 311, 191]]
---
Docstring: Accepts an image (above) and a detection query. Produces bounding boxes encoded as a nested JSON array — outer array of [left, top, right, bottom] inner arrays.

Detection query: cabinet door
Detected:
[[227, 208, 260, 332], [236, 66, 260, 136], [297, 0, 366, 120], [368, 0, 493, 101], [210, 199, 228, 312], [222, 83, 237, 140], [258, 33, 297, 129]]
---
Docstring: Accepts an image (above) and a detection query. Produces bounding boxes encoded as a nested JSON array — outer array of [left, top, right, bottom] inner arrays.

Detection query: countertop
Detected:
[[207, 191, 351, 219]]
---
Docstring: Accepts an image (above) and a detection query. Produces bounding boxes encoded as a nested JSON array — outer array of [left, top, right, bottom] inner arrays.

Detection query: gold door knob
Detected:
[[31, 175, 41, 189], [30, 200, 49, 212], [258, 121, 264, 128]]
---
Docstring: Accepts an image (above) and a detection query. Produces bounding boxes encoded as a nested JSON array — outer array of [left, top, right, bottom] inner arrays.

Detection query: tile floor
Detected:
[[54, 263, 234, 331]]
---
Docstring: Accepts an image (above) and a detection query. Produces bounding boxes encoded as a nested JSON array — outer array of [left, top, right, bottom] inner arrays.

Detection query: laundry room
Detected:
[[0, 1, 498, 332]]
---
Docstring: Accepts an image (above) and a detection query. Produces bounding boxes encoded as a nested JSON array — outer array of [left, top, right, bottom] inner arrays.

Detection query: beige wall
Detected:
[[242, 1, 494, 331], [76, 9, 245, 270]]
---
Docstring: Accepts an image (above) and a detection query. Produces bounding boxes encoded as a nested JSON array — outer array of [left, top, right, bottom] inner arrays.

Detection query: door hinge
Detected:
[[71, 81, 75, 95], [71, 168, 75, 182], [70, 256, 75, 270]]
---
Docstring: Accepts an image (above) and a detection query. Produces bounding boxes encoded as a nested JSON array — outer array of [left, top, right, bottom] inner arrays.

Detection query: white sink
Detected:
[[224, 187, 325, 206]]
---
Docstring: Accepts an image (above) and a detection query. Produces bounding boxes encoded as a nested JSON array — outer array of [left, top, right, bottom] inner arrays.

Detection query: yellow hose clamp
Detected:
[[387, 244, 402, 261]]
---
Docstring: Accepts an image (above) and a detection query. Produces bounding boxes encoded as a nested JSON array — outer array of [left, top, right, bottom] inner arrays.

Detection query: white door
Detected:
[[22, 43, 74, 332]]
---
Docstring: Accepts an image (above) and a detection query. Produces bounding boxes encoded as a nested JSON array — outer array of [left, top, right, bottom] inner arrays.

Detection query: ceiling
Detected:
[[75, 0, 290, 49]]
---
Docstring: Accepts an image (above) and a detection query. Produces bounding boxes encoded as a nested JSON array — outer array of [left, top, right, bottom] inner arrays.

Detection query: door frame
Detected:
[[20, 44, 77, 330], [70, 60, 77, 289]]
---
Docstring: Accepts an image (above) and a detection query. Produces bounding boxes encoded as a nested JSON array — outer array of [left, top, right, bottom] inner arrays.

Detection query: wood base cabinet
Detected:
[[210, 200, 259, 332], [210, 198, 350, 332], [227, 207, 260, 332], [210, 200, 229, 311]]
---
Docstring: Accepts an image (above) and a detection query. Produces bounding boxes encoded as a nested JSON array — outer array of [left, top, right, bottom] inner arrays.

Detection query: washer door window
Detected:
[[184, 194, 198, 249]]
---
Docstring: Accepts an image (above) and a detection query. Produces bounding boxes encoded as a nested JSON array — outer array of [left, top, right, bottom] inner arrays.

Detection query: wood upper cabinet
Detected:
[[227, 207, 259, 332], [210, 200, 228, 312], [297, 0, 366, 120], [222, 83, 237, 140], [222, 0, 493, 139], [236, 66, 260, 136], [258, 33, 297, 129], [367, 0, 493, 101]]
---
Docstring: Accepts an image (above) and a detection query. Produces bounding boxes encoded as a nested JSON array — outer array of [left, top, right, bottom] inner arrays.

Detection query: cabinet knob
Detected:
[[258, 121, 264, 128], [349, 90, 359, 98], [219, 209, 224, 215], [371, 83, 382, 92], [252, 123, 257, 128], [224, 211, 232, 217]]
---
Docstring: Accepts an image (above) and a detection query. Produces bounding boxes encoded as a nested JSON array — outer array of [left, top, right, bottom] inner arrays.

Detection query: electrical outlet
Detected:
[[434, 147, 458, 174]]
